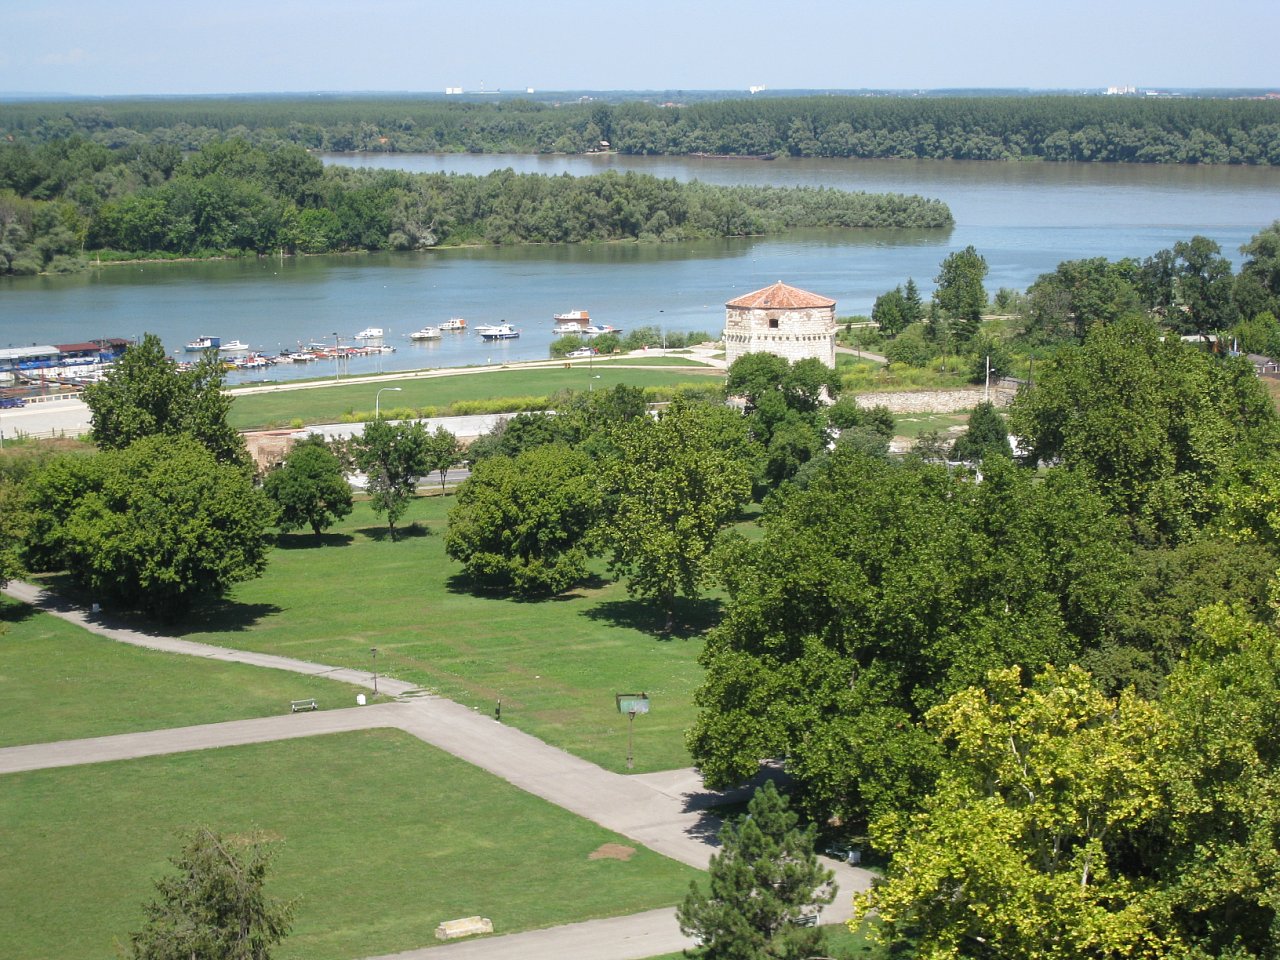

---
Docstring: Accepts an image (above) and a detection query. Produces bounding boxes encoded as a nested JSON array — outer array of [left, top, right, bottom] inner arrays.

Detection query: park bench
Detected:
[[290, 698, 318, 713]]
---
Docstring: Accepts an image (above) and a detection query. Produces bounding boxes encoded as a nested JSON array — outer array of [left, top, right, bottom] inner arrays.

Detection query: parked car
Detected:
[[823, 842, 862, 864], [565, 347, 596, 359], [0, 396, 26, 409]]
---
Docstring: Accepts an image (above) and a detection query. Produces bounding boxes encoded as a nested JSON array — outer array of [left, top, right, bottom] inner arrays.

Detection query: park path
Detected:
[[1, 579, 873, 951]]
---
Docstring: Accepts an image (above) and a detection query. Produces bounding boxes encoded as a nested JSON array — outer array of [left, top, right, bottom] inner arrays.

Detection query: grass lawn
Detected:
[[891, 411, 971, 439], [0, 730, 700, 960], [228, 365, 723, 429], [165, 496, 709, 773], [0, 597, 372, 747]]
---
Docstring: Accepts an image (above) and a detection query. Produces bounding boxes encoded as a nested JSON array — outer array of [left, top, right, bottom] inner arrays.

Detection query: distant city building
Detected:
[[1105, 85, 1138, 96], [444, 87, 463, 95], [723, 281, 837, 368]]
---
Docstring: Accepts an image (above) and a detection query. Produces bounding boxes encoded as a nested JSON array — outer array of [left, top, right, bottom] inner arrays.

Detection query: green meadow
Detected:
[[0, 597, 370, 747], [228, 365, 723, 429], [170, 496, 709, 773], [0, 730, 699, 960]]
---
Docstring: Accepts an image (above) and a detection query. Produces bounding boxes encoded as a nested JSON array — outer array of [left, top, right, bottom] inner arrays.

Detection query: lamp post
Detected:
[[371, 647, 378, 695], [375, 386, 402, 419], [332, 332, 341, 382]]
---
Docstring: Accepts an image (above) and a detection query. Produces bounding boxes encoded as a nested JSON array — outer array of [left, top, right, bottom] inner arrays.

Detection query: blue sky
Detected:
[[2, 0, 1276, 96]]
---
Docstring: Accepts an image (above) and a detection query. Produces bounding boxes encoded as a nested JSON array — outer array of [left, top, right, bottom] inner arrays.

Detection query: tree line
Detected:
[[0, 136, 951, 274], [3, 94, 1278, 163]]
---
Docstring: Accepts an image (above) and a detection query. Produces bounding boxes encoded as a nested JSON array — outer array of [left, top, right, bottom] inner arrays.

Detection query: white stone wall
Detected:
[[723, 305, 837, 368]]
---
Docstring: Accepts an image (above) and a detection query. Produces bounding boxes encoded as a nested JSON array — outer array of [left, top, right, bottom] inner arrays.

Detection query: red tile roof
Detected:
[[725, 281, 835, 310]]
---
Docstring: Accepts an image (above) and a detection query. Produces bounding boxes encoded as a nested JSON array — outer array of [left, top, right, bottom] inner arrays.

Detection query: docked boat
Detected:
[[582, 324, 623, 337], [553, 320, 587, 334], [285, 352, 316, 363], [185, 335, 221, 352], [218, 340, 250, 352], [477, 323, 520, 341], [409, 326, 442, 341], [553, 309, 590, 323], [354, 327, 385, 340], [438, 317, 467, 331]]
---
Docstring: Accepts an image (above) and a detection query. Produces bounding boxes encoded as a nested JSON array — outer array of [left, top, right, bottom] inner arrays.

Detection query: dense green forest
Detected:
[[0, 137, 951, 274], [2, 94, 1278, 163]]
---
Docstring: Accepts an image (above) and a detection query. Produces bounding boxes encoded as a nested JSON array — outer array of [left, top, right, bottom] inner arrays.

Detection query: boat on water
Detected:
[[582, 324, 623, 337], [438, 317, 467, 331], [354, 327, 384, 340], [409, 326, 442, 341], [218, 340, 250, 352], [553, 309, 590, 323], [553, 320, 587, 334], [185, 335, 221, 352], [477, 323, 520, 341], [285, 352, 316, 363]]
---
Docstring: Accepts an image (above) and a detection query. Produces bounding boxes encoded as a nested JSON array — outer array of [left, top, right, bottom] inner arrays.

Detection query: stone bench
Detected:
[[435, 916, 493, 940], [290, 698, 318, 713]]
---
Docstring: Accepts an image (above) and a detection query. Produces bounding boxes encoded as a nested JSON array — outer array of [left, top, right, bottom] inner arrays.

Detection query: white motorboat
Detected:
[[354, 327, 384, 340], [438, 317, 467, 331], [409, 326, 442, 341], [553, 309, 590, 323], [582, 324, 622, 337], [218, 340, 250, 352], [184, 335, 221, 351], [553, 321, 587, 334], [478, 323, 520, 340]]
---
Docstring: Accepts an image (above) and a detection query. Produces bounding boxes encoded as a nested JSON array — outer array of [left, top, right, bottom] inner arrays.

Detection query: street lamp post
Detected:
[[375, 387, 402, 419], [371, 647, 378, 695]]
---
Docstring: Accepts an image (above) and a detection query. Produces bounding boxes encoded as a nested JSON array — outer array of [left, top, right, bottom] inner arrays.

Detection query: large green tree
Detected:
[[353, 418, 431, 539], [934, 245, 989, 342], [445, 444, 600, 596], [601, 397, 754, 632], [689, 451, 1132, 824], [1008, 314, 1280, 543], [424, 425, 463, 491], [130, 827, 295, 960], [262, 436, 352, 538], [84, 332, 247, 468], [853, 665, 1167, 960], [677, 782, 834, 960], [24, 435, 271, 618]]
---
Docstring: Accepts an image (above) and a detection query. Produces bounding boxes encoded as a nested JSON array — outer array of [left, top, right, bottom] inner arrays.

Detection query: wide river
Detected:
[[3, 154, 1279, 384]]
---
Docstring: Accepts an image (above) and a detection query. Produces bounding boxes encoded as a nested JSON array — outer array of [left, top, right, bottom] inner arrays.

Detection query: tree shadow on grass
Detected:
[[581, 595, 722, 639], [274, 532, 354, 550], [442, 572, 613, 603], [356, 522, 431, 543], [0, 597, 38, 624], [17, 573, 282, 637], [168, 599, 284, 636]]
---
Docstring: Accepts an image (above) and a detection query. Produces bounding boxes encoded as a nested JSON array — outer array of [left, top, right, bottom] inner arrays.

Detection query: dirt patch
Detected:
[[588, 843, 636, 861]]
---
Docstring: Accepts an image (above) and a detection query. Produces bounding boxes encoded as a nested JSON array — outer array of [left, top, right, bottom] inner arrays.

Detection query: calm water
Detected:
[[3, 155, 1278, 385]]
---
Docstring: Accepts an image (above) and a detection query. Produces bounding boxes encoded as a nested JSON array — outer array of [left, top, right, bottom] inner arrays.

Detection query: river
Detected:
[[2, 155, 1278, 385]]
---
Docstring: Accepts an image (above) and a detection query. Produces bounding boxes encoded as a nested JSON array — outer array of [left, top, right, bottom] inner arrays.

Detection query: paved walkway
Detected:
[[1, 579, 873, 953]]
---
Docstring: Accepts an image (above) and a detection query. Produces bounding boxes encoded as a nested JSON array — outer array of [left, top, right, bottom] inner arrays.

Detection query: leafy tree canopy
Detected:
[[445, 443, 601, 596], [84, 332, 247, 468], [24, 435, 271, 618], [353, 418, 431, 538], [262, 436, 352, 537]]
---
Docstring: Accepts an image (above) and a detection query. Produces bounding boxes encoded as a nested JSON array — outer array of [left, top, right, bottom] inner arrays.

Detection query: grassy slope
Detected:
[[174, 496, 708, 773], [229, 366, 722, 429], [0, 597, 372, 747], [0, 730, 699, 960]]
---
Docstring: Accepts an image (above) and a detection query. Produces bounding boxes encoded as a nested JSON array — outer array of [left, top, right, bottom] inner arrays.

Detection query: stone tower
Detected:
[[723, 281, 837, 368]]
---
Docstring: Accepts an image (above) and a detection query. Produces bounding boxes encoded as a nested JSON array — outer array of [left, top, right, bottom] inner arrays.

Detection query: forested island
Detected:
[[0, 137, 951, 275], [3, 94, 1278, 163]]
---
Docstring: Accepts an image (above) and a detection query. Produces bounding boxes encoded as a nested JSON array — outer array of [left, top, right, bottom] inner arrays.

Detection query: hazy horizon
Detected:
[[3, 0, 1277, 98]]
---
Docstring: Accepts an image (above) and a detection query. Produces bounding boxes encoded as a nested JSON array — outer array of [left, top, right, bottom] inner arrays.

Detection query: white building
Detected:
[[723, 281, 837, 368]]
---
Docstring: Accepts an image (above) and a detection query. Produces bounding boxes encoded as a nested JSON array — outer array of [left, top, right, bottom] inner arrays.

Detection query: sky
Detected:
[[1, 0, 1276, 97]]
